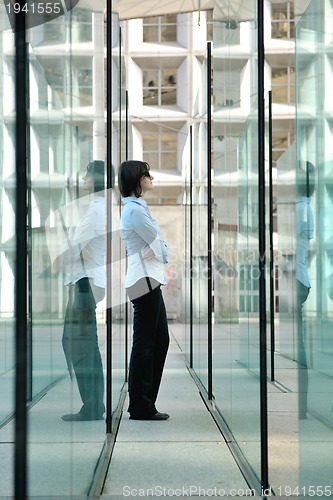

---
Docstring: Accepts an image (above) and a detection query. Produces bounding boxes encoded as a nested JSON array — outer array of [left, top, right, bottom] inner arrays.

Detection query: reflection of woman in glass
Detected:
[[55, 161, 107, 421], [118, 160, 170, 421], [296, 161, 315, 419]]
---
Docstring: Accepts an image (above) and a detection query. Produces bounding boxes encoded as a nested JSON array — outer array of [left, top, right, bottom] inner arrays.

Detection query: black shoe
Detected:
[[129, 412, 170, 421], [61, 412, 104, 422]]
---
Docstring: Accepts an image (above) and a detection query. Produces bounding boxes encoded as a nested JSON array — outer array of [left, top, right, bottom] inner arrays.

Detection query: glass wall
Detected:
[[26, 5, 108, 495], [0, 3, 19, 495], [183, 0, 265, 488], [212, 0, 263, 484], [110, 18, 128, 426], [0, 7, 16, 494], [295, 0, 333, 492], [191, 50, 210, 390], [0, 1, 129, 496]]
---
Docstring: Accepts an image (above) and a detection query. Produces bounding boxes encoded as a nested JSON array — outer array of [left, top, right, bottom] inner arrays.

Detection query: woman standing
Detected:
[[118, 160, 170, 421], [56, 160, 106, 421]]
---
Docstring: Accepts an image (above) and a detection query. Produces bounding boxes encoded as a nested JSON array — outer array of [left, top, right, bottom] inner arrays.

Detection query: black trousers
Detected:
[[62, 278, 105, 418], [297, 279, 310, 418], [127, 284, 170, 418]]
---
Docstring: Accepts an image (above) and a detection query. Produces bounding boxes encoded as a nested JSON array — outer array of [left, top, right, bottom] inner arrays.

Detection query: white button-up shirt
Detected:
[[120, 197, 169, 288], [296, 196, 314, 288], [60, 196, 106, 288]]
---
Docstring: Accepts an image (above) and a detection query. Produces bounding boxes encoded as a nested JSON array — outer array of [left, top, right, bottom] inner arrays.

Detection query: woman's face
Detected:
[[140, 171, 154, 196], [82, 172, 93, 192]]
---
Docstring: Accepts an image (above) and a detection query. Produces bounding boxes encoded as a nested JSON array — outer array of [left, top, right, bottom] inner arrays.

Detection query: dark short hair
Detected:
[[86, 160, 105, 193], [118, 160, 150, 198]]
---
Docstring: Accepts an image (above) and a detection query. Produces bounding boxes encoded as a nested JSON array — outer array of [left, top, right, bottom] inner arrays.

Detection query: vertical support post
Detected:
[[119, 26, 122, 159], [26, 42, 32, 404], [189, 125, 193, 368], [258, 0, 269, 492], [207, 42, 213, 400], [14, 9, 28, 500], [106, 0, 113, 434], [268, 90, 275, 382], [125, 90, 129, 160], [125, 89, 129, 378]]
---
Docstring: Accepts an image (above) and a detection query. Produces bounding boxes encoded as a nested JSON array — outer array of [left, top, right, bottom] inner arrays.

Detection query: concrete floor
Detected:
[[1, 323, 333, 498], [101, 334, 256, 498]]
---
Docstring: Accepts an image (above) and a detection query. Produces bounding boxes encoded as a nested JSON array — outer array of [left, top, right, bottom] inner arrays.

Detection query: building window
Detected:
[[214, 70, 241, 110], [40, 18, 66, 44], [271, 2, 294, 39], [143, 131, 177, 170], [37, 8, 92, 45], [71, 9, 93, 43], [77, 68, 93, 107], [42, 59, 93, 108], [206, 10, 213, 42], [143, 69, 177, 106], [272, 131, 295, 164], [143, 15, 177, 43], [239, 264, 260, 313], [271, 66, 295, 105]]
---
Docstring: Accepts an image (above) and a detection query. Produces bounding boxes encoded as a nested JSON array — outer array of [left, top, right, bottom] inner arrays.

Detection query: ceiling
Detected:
[[76, 0, 265, 23], [117, 0, 261, 22], [117, 0, 214, 20]]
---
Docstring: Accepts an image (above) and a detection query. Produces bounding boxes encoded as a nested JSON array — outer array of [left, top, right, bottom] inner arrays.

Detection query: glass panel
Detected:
[[237, 107, 261, 480], [143, 70, 158, 106], [143, 131, 177, 171], [143, 69, 177, 107], [0, 0, 16, 435], [161, 152, 177, 169], [271, 67, 295, 104], [142, 69, 158, 88], [191, 48, 209, 390], [24, 3, 112, 497], [143, 16, 158, 24], [143, 133, 158, 150], [161, 90, 176, 105], [206, 10, 213, 41], [161, 69, 177, 105], [265, 92, 272, 383], [271, 1, 294, 39], [272, 131, 295, 162], [160, 17, 177, 42], [214, 22, 240, 48], [0, 2, 127, 498], [181, 129, 192, 357], [143, 25, 158, 43], [33, 18, 66, 45], [1, 2, 128, 495], [295, 0, 333, 492], [71, 9, 93, 43], [213, 0, 262, 483], [111, 23, 127, 426], [161, 132, 176, 151], [162, 15, 177, 24], [144, 152, 159, 167], [143, 15, 177, 43], [214, 67, 242, 111]]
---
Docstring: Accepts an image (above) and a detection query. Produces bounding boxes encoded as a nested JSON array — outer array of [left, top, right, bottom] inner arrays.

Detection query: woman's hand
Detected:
[[142, 247, 155, 261]]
